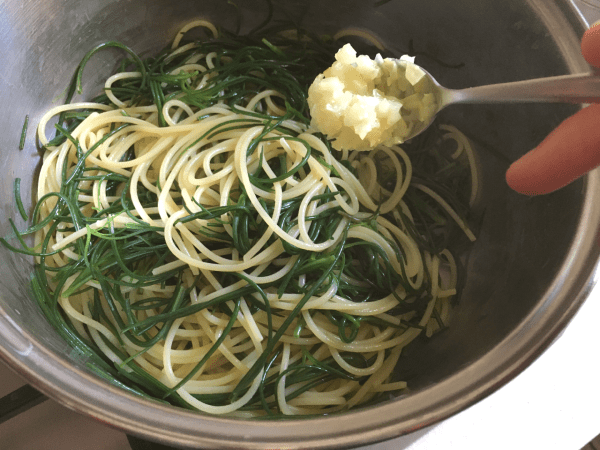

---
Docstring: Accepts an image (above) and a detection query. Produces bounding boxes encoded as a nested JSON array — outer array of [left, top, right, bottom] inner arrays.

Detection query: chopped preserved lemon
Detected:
[[308, 44, 438, 151]]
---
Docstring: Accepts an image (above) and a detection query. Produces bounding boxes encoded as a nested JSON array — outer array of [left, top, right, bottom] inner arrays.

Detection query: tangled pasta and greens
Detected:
[[3, 21, 477, 416]]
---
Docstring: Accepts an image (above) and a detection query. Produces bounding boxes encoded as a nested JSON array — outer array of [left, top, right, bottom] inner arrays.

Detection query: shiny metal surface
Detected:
[[440, 73, 600, 106], [0, 1, 599, 449], [406, 70, 600, 140]]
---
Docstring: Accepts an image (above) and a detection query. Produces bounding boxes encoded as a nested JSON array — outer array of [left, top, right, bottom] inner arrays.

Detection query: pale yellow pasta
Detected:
[[30, 23, 476, 417]]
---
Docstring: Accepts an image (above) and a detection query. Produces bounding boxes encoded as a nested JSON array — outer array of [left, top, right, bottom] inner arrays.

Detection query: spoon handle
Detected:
[[447, 73, 600, 105]]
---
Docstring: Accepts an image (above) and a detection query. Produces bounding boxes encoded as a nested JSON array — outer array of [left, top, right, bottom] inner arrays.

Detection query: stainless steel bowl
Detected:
[[1, 1, 600, 448]]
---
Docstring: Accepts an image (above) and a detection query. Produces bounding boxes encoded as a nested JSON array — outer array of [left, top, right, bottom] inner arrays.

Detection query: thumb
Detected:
[[581, 22, 600, 68]]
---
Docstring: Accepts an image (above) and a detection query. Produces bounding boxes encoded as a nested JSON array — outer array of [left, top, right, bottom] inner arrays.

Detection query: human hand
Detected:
[[505, 24, 600, 195]]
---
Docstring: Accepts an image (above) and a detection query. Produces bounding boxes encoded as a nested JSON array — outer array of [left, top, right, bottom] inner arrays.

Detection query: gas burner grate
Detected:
[[0, 384, 46, 425], [0, 385, 184, 450]]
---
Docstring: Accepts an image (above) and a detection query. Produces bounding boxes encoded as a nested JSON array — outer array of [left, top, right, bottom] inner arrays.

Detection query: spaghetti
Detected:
[[4, 21, 476, 416]]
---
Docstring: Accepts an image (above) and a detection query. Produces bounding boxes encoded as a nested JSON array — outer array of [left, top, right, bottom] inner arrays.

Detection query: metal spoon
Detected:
[[409, 70, 600, 140]]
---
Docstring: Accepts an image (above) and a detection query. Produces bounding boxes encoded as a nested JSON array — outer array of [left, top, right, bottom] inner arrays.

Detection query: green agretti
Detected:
[[2, 23, 474, 415]]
